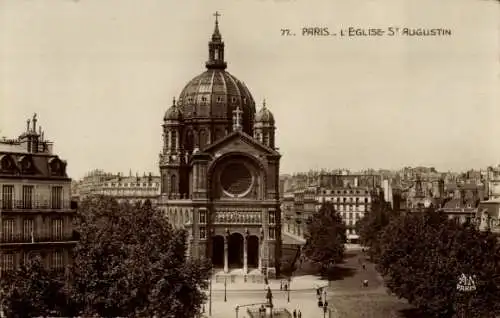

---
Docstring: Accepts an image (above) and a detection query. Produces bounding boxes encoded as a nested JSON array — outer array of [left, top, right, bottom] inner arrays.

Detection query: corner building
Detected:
[[159, 16, 282, 278], [0, 114, 76, 273]]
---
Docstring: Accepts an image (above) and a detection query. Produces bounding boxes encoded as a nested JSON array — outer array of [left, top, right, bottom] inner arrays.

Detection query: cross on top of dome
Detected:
[[212, 11, 221, 41], [206, 11, 227, 70]]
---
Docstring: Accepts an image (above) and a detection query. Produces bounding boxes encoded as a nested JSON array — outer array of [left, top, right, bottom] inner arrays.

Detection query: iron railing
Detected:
[[0, 232, 78, 244], [0, 199, 72, 211]]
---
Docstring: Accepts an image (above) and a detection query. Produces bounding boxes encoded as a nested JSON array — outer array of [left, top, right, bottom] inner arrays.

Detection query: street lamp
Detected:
[[209, 267, 213, 315], [317, 289, 329, 318], [224, 277, 227, 302], [287, 277, 291, 303], [266, 286, 274, 318]]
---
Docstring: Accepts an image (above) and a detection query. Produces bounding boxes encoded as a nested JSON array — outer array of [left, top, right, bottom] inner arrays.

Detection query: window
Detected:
[[269, 227, 275, 239], [269, 210, 276, 224], [1, 253, 15, 271], [51, 250, 63, 269], [2, 185, 14, 209], [51, 186, 63, 209], [51, 218, 63, 240], [365, 198, 369, 203], [199, 210, 207, 224], [23, 218, 34, 241], [2, 219, 14, 241], [23, 252, 33, 266], [199, 227, 206, 239], [22, 185, 33, 209]]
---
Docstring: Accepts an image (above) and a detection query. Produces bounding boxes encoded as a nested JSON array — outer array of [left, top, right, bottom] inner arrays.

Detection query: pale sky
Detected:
[[0, 0, 499, 180]]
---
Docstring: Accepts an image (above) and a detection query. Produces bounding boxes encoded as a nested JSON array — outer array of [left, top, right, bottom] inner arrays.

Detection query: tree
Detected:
[[0, 256, 71, 318], [377, 209, 500, 317], [356, 200, 396, 261], [70, 196, 211, 318], [302, 202, 346, 274]]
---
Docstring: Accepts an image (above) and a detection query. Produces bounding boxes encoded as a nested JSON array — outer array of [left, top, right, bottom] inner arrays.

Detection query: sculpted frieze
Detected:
[[214, 210, 262, 224]]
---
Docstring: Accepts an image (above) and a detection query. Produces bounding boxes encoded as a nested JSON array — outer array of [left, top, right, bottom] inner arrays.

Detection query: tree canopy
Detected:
[[0, 256, 70, 318], [1, 196, 212, 318], [356, 200, 396, 261], [302, 202, 346, 272], [377, 209, 500, 317], [70, 196, 211, 318]]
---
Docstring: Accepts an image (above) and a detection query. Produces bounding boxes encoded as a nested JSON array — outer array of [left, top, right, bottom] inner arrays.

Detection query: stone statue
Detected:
[[479, 210, 490, 232]]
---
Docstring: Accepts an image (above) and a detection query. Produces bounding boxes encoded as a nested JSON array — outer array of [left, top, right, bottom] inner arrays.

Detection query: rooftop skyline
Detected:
[[1, 0, 498, 180]]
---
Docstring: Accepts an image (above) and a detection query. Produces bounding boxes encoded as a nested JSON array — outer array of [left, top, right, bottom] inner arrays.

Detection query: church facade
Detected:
[[158, 14, 282, 278]]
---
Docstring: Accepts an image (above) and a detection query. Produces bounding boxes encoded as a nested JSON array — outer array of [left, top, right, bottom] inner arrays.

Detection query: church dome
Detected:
[[255, 100, 275, 125], [164, 99, 183, 121], [174, 14, 256, 148], [177, 70, 255, 129]]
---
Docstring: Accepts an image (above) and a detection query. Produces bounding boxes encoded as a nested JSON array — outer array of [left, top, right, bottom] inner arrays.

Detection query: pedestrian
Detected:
[[293, 309, 297, 318], [316, 287, 320, 296], [280, 281, 283, 291], [298, 310, 302, 318], [362, 263, 366, 270], [284, 283, 288, 291]]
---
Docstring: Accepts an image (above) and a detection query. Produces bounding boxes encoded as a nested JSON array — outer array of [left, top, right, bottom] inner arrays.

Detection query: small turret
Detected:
[[253, 99, 276, 149]]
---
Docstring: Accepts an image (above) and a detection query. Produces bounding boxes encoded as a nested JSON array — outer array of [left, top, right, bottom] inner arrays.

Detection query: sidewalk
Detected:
[[210, 275, 329, 292]]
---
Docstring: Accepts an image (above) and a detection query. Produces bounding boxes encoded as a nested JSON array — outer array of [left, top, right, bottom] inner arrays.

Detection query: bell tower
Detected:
[[254, 99, 276, 149]]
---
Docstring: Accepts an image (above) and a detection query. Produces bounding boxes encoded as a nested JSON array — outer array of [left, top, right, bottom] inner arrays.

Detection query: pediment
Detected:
[[201, 131, 280, 159]]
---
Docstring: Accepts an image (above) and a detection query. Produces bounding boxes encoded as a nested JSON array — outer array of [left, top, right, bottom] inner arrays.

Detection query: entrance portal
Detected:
[[228, 232, 244, 268], [212, 235, 224, 267], [247, 235, 259, 268]]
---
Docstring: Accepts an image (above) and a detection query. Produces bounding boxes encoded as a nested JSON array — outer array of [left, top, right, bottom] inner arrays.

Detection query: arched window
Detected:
[[171, 131, 177, 150], [185, 130, 194, 154], [199, 130, 207, 148], [170, 175, 177, 194]]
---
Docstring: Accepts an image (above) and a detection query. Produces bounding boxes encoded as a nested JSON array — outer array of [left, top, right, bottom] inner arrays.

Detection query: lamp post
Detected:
[[224, 277, 227, 302], [317, 288, 329, 318], [287, 277, 291, 303], [209, 267, 213, 315], [266, 286, 274, 318]]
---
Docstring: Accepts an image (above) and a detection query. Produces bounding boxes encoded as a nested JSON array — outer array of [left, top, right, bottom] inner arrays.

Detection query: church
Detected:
[[159, 13, 282, 279]]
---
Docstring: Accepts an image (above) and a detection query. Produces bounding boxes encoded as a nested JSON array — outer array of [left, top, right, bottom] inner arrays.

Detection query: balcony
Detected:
[[0, 232, 79, 245], [0, 199, 73, 212]]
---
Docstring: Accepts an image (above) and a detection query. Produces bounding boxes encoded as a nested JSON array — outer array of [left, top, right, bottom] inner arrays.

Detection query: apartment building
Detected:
[[0, 114, 77, 272]]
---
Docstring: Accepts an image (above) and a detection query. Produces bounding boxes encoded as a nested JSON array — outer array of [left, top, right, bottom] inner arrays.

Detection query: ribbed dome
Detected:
[[164, 99, 183, 121], [255, 102, 275, 125], [177, 69, 256, 134]]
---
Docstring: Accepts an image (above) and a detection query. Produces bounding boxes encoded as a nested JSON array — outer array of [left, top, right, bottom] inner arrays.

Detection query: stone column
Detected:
[[175, 131, 180, 150], [258, 234, 263, 271], [243, 234, 248, 274], [192, 165, 198, 193], [224, 235, 229, 273]]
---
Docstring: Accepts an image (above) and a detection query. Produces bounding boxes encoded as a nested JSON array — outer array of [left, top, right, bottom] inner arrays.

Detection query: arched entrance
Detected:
[[212, 235, 224, 267], [247, 235, 259, 268], [228, 232, 244, 268]]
